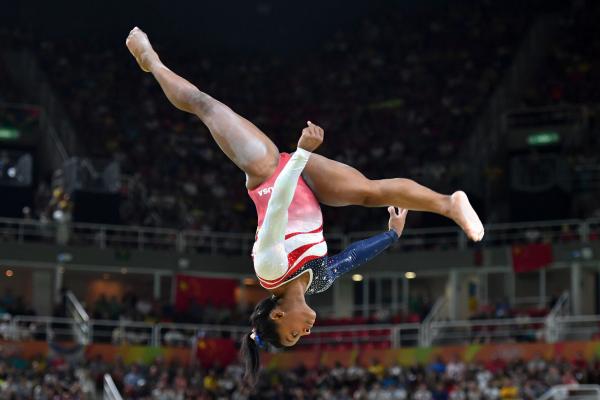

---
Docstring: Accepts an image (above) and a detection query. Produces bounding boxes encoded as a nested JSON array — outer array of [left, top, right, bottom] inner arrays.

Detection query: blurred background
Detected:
[[1, 0, 600, 398]]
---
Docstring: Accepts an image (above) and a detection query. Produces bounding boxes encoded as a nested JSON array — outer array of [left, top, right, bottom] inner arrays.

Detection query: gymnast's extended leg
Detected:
[[126, 27, 279, 189]]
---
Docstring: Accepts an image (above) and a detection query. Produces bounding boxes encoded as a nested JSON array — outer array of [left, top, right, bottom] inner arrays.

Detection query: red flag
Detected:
[[512, 243, 553, 273], [196, 338, 237, 366], [175, 275, 238, 311]]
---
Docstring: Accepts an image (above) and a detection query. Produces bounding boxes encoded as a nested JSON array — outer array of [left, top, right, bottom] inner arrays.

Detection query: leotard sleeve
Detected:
[[308, 230, 399, 294], [254, 148, 312, 279]]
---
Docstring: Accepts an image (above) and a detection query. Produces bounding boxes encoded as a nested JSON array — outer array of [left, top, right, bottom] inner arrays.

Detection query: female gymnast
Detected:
[[125, 27, 484, 383], [244, 124, 407, 384]]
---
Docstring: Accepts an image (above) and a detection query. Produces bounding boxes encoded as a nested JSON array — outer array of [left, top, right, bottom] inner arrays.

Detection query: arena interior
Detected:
[[1, 0, 600, 398]]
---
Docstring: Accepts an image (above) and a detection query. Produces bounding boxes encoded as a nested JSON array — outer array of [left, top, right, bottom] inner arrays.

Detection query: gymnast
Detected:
[[125, 27, 484, 384]]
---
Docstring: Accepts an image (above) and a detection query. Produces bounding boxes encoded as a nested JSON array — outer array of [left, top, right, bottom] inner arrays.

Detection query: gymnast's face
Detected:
[[269, 301, 316, 347]]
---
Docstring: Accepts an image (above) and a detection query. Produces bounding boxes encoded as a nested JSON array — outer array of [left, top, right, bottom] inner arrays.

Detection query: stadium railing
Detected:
[[154, 322, 249, 347], [545, 292, 570, 342], [7, 315, 83, 342], [5, 312, 600, 348], [428, 316, 548, 346], [89, 319, 156, 346], [65, 290, 91, 345], [504, 105, 587, 132], [0, 216, 595, 255], [554, 315, 600, 342], [419, 297, 448, 346], [537, 384, 600, 400], [103, 373, 123, 400]]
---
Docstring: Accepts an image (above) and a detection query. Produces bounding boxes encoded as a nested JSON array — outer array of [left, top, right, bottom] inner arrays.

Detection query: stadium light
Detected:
[[352, 274, 363, 282], [243, 278, 257, 286], [404, 271, 416, 279]]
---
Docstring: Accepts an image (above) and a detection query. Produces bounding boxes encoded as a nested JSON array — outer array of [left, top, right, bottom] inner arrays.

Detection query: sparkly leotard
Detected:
[[248, 149, 398, 294], [248, 151, 327, 290], [286, 230, 398, 295]]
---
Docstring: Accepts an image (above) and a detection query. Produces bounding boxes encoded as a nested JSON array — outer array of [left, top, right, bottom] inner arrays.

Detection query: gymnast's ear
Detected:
[[269, 310, 285, 320]]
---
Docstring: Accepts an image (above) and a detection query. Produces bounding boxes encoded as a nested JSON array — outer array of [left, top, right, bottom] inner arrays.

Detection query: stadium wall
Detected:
[[3, 338, 600, 369]]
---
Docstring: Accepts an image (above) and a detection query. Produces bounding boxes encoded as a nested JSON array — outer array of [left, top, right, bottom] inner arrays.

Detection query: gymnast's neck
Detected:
[[270, 272, 310, 300]]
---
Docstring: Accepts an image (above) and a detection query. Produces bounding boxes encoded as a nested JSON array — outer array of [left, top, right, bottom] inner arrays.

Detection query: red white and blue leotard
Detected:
[[248, 152, 327, 290], [248, 150, 398, 294]]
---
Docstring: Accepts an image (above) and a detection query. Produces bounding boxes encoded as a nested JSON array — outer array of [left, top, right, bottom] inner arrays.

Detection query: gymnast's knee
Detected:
[[358, 180, 385, 207], [191, 91, 224, 120]]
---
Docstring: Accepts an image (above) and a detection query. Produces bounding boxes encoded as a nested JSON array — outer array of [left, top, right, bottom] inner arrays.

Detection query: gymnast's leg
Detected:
[[302, 154, 484, 241], [125, 27, 279, 189]]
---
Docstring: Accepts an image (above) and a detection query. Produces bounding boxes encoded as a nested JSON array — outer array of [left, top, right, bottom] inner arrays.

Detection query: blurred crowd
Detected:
[[17, 0, 552, 233], [3, 335, 600, 399], [3, 0, 600, 234], [521, 0, 600, 107], [0, 54, 40, 133], [0, 290, 36, 320], [64, 352, 600, 399], [516, 0, 600, 222], [0, 349, 94, 399]]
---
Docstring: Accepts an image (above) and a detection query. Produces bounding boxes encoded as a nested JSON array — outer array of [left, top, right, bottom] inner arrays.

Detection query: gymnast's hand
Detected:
[[298, 121, 324, 152], [388, 207, 408, 237]]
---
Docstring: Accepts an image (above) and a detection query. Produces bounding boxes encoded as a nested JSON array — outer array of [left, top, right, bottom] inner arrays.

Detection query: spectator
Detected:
[[499, 377, 519, 400], [123, 364, 143, 394], [446, 355, 465, 382], [414, 383, 434, 400], [368, 358, 386, 380], [527, 352, 547, 374], [432, 382, 449, 400], [429, 356, 447, 375]]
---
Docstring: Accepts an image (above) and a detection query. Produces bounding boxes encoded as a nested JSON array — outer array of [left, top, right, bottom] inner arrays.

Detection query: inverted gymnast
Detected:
[[126, 27, 485, 383]]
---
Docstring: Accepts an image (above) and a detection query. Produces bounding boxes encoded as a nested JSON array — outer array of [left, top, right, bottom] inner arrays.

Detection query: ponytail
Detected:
[[240, 332, 260, 386], [239, 295, 284, 387]]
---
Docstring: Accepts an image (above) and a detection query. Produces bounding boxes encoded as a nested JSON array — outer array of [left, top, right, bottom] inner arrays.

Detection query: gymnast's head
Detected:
[[240, 295, 316, 385]]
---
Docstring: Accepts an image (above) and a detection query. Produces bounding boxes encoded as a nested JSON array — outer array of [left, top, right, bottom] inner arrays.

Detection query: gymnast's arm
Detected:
[[326, 208, 408, 282]]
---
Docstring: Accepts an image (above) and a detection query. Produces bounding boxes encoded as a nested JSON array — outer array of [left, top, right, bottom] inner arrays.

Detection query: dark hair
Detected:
[[240, 295, 283, 386]]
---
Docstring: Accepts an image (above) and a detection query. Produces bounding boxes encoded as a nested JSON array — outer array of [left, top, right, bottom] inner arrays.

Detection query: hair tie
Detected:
[[250, 329, 265, 349]]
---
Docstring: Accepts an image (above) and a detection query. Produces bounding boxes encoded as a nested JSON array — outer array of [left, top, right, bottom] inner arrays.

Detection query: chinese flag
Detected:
[[512, 243, 553, 273], [196, 338, 237, 366], [175, 275, 237, 311]]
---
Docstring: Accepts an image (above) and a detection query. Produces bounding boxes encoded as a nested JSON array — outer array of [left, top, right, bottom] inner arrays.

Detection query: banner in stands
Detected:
[[0, 340, 48, 359], [511, 243, 553, 272], [85, 343, 192, 365], [264, 340, 600, 369], [84, 338, 236, 366], [175, 274, 238, 310], [196, 337, 238, 366], [5, 339, 600, 368]]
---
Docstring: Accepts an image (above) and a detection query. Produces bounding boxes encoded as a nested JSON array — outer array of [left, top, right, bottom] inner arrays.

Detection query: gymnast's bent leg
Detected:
[[303, 153, 484, 241]]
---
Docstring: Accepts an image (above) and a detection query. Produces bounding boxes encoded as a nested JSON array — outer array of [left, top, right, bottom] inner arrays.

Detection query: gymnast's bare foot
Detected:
[[449, 191, 484, 241], [126, 27, 160, 72]]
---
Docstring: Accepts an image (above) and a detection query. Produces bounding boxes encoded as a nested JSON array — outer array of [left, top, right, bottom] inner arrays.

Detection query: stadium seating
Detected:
[[18, 0, 549, 232], [3, 349, 600, 399]]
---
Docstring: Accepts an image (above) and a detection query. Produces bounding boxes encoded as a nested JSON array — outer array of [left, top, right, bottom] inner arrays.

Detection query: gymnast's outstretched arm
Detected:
[[255, 123, 324, 252], [310, 208, 408, 294]]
